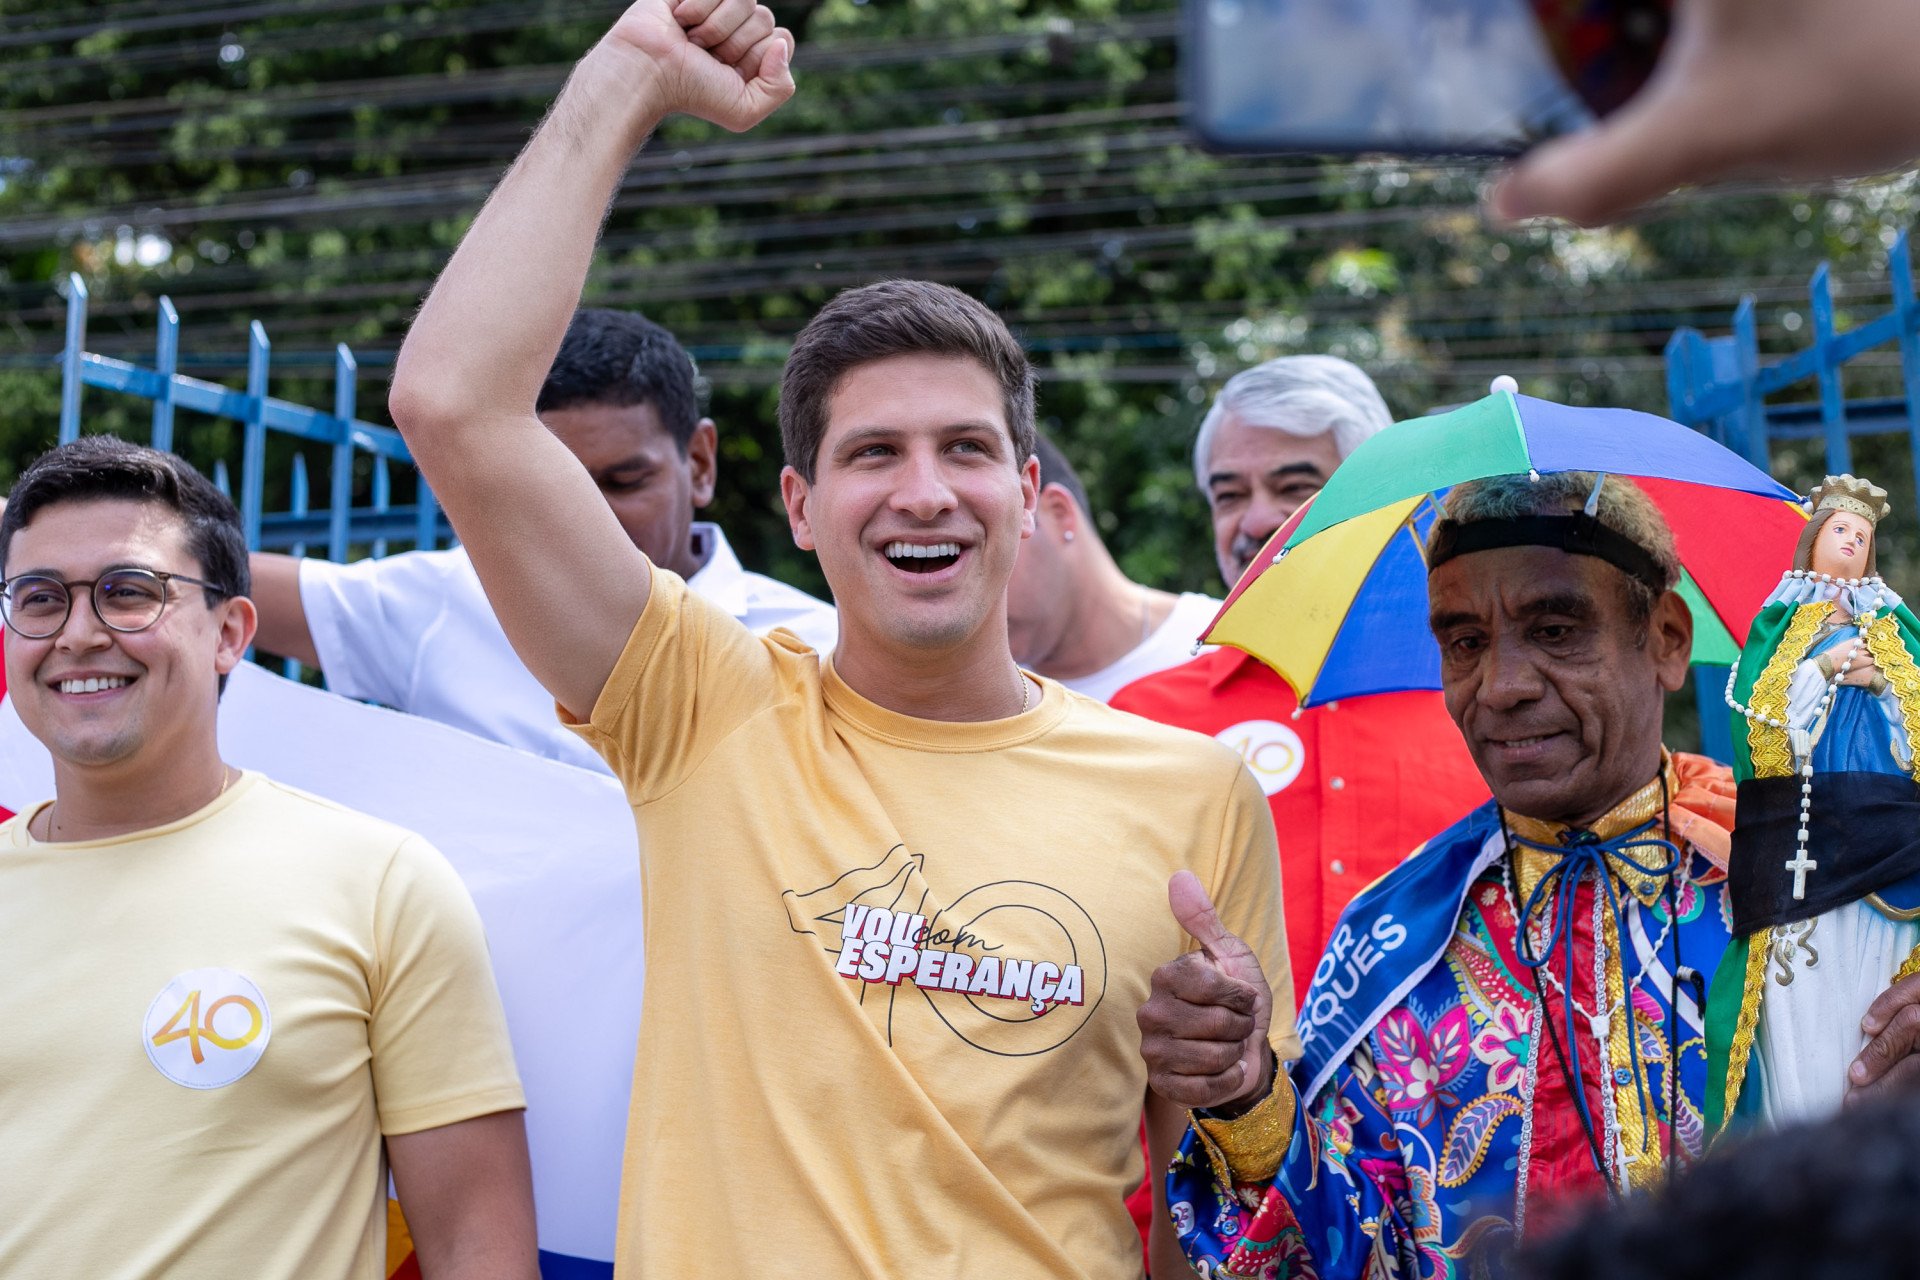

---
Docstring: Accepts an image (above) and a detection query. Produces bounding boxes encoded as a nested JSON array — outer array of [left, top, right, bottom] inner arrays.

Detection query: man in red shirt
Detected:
[[1111, 359, 1485, 1262]]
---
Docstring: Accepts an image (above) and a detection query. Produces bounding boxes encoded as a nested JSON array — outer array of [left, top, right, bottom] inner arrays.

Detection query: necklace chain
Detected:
[[1499, 839, 1684, 1196], [1499, 852, 1674, 1044]]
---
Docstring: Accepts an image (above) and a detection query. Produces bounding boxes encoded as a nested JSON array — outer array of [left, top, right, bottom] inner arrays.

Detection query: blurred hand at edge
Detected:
[[1490, 0, 1920, 227]]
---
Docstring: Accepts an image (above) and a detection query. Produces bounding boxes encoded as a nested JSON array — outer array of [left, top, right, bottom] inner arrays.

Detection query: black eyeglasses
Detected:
[[0, 568, 229, 640]]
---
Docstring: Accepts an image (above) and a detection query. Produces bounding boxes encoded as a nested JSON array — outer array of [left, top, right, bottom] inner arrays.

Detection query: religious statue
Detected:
[[1717, 474, 1920, 1125]]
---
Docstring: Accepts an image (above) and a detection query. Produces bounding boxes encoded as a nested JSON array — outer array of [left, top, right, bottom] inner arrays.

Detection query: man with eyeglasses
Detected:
[[0, 435, 537, 1278]]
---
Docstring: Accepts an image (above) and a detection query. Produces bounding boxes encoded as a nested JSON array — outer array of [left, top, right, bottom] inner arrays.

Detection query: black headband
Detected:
[[1426, 513, 1669, 591]]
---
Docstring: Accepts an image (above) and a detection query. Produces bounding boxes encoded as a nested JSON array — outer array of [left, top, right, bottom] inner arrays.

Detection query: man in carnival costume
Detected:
[[1716, 474, 1920, 1127], [1140, 471, 1740, 1277]]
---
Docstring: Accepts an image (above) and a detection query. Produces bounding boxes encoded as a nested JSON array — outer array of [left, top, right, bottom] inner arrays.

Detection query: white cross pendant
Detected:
[[1787, 848, 1817, 899]]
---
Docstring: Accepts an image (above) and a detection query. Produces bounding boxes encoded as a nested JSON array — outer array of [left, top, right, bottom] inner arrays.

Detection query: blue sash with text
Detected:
[[1294, 803, 1505, 1105]]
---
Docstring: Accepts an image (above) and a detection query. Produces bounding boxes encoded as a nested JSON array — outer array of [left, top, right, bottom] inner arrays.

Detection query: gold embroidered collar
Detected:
[[1505, 752, 1680, 907]]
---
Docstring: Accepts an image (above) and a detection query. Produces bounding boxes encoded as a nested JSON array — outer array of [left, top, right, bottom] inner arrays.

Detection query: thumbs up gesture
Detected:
[[1138, 870, 1277, 1112]]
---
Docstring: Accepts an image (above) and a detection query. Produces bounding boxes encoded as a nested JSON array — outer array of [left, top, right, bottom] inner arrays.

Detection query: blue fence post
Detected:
[[1663, 332, 1690, 424], [1810, 262, 1853, 475], [371, 457, 392, 559], [329, 343, 356, 565], [1663, 329, 1700, 434], [241, 322, 271, 552], [288, 455, 309, 555], [48, 281, 438, 595], [151, 297, 179, 453], [59, 273, 88, 443], [285, 454, 309, 681], [1731, 297, 1767, 472], [1891, 231, 1920, 513]]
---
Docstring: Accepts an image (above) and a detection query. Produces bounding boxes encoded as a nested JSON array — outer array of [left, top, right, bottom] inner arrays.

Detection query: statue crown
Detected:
[[1810, 473, 1891, 526]]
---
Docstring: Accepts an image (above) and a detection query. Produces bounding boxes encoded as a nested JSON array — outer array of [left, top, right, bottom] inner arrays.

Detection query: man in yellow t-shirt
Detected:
[[0, 437, 534, 1278], [384, 3, 1298, 1276]]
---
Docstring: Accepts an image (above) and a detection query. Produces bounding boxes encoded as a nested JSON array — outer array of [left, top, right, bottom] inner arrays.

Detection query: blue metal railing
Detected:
[[1667, 230, 1920, 763], [55, 273, 452, 677], [57, 274, 449, 560]]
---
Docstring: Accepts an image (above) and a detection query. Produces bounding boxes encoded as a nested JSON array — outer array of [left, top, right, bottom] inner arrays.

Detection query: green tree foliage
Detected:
[[3, 0, 1919, 610]]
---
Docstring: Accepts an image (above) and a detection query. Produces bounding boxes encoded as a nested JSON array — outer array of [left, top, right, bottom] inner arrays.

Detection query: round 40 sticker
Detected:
[[1215, 719, 1306, 796], [142, 968, 272, 1090]]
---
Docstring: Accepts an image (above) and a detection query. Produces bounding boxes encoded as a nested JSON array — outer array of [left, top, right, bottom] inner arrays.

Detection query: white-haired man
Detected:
[[1192, 355, 1391, 587]]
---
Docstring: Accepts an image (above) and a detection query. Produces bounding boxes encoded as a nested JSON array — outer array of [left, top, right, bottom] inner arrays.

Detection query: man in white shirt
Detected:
[[1005, 433, 1220, 702], [251, 308, 836, 771]]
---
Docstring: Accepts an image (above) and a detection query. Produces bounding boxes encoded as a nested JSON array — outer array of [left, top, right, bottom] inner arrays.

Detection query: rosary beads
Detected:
[[1725, 631, 1869, 899]]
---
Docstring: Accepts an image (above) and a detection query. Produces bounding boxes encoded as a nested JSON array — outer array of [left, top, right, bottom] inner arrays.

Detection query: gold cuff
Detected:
[[1816, 653, 1837, 681], [1871, 673, 1891, 697], [1190, 1071, 1297, 1187]]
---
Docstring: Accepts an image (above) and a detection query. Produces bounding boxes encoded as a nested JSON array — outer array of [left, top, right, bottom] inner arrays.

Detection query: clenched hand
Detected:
[[606, 0, 795, 133]]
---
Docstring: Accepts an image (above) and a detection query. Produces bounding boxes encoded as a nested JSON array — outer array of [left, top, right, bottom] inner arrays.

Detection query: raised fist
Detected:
[[607, 0, 795, 133], [1138, 870, 1276, 1111]]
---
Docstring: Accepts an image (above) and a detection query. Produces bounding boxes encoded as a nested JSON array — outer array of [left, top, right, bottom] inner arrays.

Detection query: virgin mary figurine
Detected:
[[1714, 474, 1920, 1127]]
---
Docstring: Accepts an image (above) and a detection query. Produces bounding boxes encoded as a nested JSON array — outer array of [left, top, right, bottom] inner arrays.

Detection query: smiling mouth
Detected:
[[56, 676, 134, 695], [1487, 731, 1567, 756], [884, 541, 962, 574]]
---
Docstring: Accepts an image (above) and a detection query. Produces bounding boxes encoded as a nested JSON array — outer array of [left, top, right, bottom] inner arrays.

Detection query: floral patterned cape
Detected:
[[1170, 767, 1737, 1279]]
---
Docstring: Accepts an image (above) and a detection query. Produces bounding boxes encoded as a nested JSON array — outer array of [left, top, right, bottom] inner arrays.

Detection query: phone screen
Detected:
[[1184, 0, 1669, 156]]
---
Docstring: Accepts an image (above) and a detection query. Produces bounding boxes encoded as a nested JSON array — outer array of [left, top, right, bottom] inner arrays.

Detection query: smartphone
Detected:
[[1183, 0, 1670, 156]]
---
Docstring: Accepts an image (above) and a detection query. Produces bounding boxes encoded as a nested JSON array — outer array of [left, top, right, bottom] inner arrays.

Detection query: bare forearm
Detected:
[[392, 44, 667, 443], [380, 42, 668, 715], [418, 1236, 539, 1280], [247, 553, 321, 668], [390, 1111, 539, 1280], [377, 3, 791, 716], [417, 1236, 538, 1280]]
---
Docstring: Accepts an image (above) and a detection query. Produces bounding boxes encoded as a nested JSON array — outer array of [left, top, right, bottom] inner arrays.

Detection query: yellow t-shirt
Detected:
[[0, 773, 525, 1279], [568, 569, 1298, 1279]]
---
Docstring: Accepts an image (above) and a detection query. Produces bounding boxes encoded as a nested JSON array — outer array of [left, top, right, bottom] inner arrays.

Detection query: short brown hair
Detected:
[[2, 436, 248, 600], [779, 280, 1037, 483]]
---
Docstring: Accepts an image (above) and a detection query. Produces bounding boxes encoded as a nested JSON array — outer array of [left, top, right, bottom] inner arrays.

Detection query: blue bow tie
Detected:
[[1510, 819, 1681, 1177]]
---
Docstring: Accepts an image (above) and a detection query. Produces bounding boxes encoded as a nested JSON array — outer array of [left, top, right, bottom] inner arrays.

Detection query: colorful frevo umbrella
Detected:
[[1201, 387, 1809, 707]]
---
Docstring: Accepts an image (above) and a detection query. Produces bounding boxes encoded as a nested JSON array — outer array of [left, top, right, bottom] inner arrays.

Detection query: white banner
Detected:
[[0, 658, 637, 1275]]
